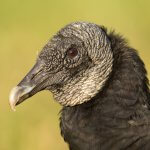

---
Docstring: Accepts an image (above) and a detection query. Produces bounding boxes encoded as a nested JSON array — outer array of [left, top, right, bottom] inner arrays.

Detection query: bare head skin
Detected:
[[9, 22, 113, 110]]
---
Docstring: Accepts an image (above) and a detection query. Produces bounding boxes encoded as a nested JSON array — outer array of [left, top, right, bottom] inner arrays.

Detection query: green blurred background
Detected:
[[0, 0, 150, 149]]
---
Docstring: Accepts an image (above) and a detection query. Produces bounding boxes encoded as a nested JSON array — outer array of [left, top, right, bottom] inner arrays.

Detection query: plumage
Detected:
[[9, 22, 150, 150]]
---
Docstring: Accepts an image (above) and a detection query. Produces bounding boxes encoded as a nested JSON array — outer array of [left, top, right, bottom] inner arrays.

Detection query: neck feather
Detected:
[[94, 31, 150, 121]]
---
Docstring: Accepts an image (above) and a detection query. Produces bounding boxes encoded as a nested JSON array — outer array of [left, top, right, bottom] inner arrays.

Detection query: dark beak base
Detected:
[[9, 61, 47, 111]]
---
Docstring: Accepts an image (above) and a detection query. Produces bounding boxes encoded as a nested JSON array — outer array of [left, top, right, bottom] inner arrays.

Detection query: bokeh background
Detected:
[[0, 0, 150, 150]]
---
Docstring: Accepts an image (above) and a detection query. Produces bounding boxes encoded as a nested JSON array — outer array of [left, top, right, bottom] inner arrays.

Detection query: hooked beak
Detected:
[[9, 60, 47, 111]]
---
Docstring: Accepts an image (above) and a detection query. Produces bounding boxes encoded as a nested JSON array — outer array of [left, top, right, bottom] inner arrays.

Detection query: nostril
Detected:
[[30, 73, 36, 80], [28, 68, 43, 81]]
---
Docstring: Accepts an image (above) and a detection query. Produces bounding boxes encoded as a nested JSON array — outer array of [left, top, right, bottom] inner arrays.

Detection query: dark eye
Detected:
[[66, 45, 78, 59]]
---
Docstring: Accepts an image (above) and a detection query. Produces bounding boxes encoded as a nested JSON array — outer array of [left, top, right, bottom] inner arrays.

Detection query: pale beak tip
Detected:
[[9, 85, 35, 111], [9, 86, 21, 111], [10, 104, 16, 111]]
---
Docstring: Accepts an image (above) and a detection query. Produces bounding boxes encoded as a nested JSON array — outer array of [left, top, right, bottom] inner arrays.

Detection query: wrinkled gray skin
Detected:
[[12, 22, 113, 107], [43, 22, 113, 106]]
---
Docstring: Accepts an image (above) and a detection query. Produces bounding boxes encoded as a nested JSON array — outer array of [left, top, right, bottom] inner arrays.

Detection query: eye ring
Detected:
[[66, 45, 78, 59]]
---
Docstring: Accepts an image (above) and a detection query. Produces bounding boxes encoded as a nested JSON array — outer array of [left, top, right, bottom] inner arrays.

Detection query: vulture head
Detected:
[[9, 22, 113, 110], [9, 21, 150, 150]]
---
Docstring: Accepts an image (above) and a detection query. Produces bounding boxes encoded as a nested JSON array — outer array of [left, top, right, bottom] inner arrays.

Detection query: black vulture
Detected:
[[9, 22, 150, 150]]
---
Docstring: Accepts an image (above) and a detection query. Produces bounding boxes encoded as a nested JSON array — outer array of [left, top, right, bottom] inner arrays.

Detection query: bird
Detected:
[[9, 22, 150, 150]]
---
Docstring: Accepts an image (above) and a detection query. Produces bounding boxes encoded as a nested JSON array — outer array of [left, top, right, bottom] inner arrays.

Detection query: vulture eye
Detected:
[[66, 45, 78, 59]]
